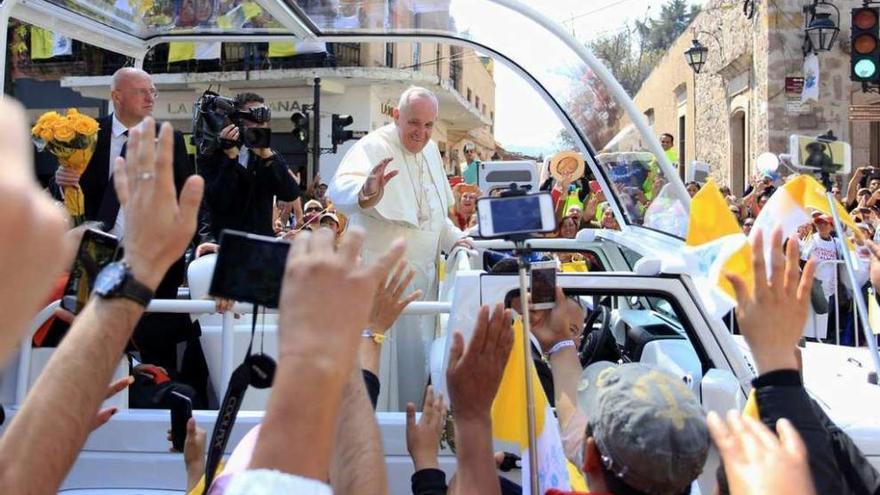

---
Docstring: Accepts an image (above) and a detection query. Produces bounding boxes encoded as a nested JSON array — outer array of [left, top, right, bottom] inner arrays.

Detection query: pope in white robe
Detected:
[[329, 87, 464, 411]]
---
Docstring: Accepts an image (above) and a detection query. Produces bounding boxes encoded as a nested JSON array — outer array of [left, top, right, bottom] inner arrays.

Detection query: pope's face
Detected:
[[393, 96, 437, 154]]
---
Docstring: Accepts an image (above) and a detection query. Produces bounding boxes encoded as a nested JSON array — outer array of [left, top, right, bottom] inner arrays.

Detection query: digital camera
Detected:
[[192, 90, 272, 155]]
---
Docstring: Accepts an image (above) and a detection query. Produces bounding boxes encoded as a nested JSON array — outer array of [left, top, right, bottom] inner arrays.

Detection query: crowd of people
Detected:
[[4, 67, 880, 495]]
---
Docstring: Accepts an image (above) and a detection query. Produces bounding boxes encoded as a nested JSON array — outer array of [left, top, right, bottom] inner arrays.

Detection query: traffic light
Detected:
[[290, 111, 309, 143], [851, 7, 880, 83], [331, 114, 355, 151]]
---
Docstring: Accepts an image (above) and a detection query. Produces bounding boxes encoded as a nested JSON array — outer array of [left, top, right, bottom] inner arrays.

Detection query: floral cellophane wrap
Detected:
[[31, 109, 100, 225]]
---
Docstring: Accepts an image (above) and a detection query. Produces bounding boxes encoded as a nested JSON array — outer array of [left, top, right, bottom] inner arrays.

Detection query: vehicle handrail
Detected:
[[17, 299, 452, 405]]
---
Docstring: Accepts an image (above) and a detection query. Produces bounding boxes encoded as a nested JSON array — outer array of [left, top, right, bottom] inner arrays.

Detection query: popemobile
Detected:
[[0, 0, 878, 494]]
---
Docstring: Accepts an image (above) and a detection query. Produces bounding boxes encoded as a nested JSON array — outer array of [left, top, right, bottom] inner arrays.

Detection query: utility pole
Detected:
[[311, 77, 321, 180]]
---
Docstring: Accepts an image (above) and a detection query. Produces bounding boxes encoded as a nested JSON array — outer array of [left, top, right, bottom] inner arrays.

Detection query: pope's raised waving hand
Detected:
[[358, 157, 398, 208]]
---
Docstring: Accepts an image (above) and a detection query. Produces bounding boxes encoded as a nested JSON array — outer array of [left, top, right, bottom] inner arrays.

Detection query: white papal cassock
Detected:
[[329, 123, 463, 411]]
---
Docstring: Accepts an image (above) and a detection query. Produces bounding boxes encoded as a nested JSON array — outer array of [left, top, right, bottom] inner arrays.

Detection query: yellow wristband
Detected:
[[361, 328, 385, 345]]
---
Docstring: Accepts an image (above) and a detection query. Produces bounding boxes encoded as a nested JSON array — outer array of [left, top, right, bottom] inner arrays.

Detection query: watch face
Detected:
[[94, 262, 127, 295]]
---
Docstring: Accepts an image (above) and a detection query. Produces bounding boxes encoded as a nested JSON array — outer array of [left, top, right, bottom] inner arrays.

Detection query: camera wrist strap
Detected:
[[202, 305, 261, 494]]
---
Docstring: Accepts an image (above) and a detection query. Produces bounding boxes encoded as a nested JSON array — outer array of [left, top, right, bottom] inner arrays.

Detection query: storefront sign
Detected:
[[156, 98, 309, 120], [785, 76, 805, 115]]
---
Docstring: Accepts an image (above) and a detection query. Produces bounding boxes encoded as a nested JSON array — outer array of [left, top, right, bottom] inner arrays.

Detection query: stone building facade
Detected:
[[629, 0, 875, 195]]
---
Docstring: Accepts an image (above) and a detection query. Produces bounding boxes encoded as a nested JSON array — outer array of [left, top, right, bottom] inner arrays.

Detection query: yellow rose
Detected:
[[72, 115, 99, 136], [39, 127, 54, 142], [66, 108, 80, 117], [53, 120, 76, 143], [37, 111, 61, 127], [31, 123, 43, 137]]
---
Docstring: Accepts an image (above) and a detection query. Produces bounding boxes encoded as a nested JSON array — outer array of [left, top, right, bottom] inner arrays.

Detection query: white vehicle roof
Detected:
[[1, 0, 692, 241]]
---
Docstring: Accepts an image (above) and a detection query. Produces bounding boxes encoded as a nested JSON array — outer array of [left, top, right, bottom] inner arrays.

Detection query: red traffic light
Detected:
[[855, 8, 878, 30]]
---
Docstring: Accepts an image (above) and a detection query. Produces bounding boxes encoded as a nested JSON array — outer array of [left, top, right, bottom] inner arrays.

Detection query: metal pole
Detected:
[[516, 256, 539, 494], [834, 264, 839, 345], [827, 192, 880, 377], [311, 77, 321, 181]]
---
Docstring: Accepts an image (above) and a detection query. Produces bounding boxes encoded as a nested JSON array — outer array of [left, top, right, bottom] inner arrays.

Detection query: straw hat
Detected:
[[549, 150, 585, 182]]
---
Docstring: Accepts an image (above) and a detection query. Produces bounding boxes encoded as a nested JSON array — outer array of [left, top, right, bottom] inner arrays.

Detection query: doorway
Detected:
[[730, 110, 746, 195]]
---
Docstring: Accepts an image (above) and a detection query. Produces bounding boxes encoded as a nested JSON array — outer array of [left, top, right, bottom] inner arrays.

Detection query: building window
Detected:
[[412, 42, 421, 68], [482, 104, 487, 115], [385, 43, 395, 68], [645, 108, 655, 126], [467, 88, 472, 103], [490, 111, 495, 122], [449, 46, 462, 91], [475, 95, 481, 110]]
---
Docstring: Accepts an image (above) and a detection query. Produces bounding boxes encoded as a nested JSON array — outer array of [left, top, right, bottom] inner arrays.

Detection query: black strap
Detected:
[[202, 305, 261, 493]]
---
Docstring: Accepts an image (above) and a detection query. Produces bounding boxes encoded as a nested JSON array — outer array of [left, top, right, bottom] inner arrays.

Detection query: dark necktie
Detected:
[[95, 130, 128, 232]]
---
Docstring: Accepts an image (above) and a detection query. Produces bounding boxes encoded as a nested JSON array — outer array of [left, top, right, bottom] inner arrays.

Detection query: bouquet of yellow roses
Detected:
[[31, 109, 100, 225]]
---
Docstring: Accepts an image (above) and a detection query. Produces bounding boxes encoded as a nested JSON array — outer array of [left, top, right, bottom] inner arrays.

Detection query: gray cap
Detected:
[[577, 362, 709, 495]]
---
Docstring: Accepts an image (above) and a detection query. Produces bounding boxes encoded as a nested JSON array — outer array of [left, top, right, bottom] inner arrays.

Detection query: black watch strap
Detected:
[[119, 272, 154, 307]]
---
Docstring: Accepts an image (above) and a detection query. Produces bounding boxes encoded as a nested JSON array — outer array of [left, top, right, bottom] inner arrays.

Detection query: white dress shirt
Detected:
[[108, 114, 129, 237]]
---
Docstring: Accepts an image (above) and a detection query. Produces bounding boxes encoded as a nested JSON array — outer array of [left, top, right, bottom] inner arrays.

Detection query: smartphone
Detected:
[[788, 135, 852, 174], [477, 192, 556, 238], [530, 261, 557, 310], [209, 230, 290, 308], [169, 390, 193, 452], [62, 229, 120, 314], [589, 180, 601, 194]]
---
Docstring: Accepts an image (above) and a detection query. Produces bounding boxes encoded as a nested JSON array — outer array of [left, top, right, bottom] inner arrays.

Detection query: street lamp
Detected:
[[684, 39, 708, 74], [804, 0, 840, 53]]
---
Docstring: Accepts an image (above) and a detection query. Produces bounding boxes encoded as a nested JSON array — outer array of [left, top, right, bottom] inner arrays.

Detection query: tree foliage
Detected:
[[589, 0, 700, 96], [635, 0, 701, 53]]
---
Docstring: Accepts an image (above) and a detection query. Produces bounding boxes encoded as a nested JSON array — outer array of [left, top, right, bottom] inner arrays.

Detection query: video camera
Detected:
[[192, 90, 273, 156]]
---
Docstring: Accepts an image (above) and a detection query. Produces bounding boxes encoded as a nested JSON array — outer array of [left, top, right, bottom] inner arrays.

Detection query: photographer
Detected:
[[197, 92, 302, 248]]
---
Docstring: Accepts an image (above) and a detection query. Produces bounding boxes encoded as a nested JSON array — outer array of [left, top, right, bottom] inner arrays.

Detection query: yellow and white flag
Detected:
[[491, 320, 573, 494], [30, 26, 72, 60], [683, 180, 751, 318], [751, 174, 858, 245], [168, 42, 221, 63]]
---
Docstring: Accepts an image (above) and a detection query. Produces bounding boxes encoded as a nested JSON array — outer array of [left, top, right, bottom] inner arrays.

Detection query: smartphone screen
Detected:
[[477, 193, 556, 238], [530, 261, 557, 310], [62, 229, 120, 314], [589, 180, 601, 194], [169, 390, 193, 453], [209, 230, 290, 308]]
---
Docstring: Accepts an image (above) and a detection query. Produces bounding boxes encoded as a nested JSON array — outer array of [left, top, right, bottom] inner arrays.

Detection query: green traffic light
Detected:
[[855, 58, 878, 79]]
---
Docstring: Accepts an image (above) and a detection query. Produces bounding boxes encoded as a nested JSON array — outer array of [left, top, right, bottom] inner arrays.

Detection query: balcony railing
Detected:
[[16, 42, 363, 78]]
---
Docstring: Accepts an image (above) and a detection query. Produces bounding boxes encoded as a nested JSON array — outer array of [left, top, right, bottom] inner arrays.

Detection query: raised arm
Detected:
[[0, 119, 203, 495], [446, 304, 514, 495], [248, 228, 404, 481]]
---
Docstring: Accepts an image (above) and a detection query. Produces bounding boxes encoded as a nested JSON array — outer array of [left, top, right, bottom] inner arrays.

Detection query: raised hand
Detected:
[[725, 228, 817, 374], [277, 227, 405, 373], [446, 304, 514, 421], [0, 98, 71, 363], [708, 411, 816, 495], [369, 262, 423, 336], [359, 157, 398, 207], [112, 118, 204, 290], [405, 385, 447, 471], [90, 375, 134, 431]]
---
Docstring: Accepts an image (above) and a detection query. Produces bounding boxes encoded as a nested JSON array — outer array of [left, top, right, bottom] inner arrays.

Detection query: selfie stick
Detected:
[[826, 192, 880, 381], [500, 186, 540, 494]]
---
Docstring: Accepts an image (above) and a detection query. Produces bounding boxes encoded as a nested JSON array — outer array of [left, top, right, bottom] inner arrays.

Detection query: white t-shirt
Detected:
[[802, 234, 841, 298]]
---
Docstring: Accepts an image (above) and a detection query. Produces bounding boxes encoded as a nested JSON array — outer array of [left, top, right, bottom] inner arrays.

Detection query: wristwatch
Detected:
[[93, 261, 154, 307]]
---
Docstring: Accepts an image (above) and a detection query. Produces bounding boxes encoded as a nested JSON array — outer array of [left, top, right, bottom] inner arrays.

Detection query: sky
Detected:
[[491, 0, 706, 155]]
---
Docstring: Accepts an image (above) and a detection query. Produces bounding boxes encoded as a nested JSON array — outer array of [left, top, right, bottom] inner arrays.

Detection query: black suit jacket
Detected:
[[50, 114, 195, 299]]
